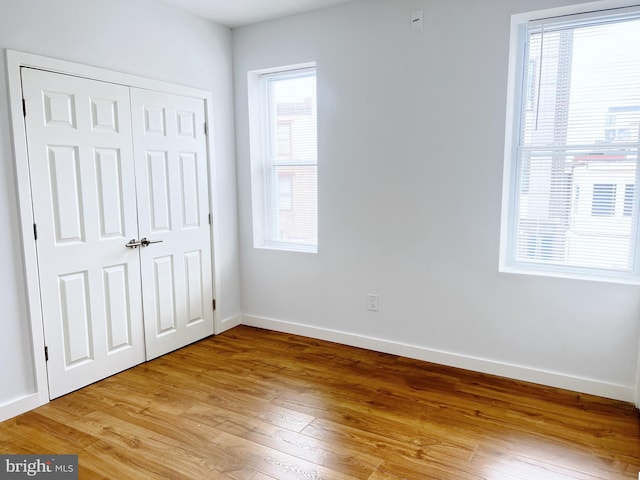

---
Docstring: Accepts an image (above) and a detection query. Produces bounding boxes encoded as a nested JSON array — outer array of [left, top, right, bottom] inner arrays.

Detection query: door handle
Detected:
[[140, 237, 163, 247], [125, 239, 143, 249]]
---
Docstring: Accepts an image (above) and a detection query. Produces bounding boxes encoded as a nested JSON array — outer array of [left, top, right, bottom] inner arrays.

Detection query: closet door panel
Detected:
[[131, 88, 214, 360], [22, 68, 145, 399]]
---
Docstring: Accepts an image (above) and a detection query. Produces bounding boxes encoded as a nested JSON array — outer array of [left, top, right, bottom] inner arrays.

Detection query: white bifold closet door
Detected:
[[131, 88, 213, 361], [22, 68, 213, 399]]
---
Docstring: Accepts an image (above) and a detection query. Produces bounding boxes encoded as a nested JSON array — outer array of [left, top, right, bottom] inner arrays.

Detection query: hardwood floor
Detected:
[[1, 325, 639, 479]]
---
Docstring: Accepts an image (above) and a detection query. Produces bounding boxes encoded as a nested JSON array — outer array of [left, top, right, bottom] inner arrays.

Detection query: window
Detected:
[[500, 3, 640, 281], [248, 64, 317, 252]]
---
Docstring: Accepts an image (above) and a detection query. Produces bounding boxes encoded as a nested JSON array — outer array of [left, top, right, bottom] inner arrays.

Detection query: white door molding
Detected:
[[2, 49, 219, 421]]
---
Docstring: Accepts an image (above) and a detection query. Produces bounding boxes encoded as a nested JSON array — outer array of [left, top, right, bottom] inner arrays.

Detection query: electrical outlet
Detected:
[[367, 294, 379, 312], [411, 10, 424, 30]]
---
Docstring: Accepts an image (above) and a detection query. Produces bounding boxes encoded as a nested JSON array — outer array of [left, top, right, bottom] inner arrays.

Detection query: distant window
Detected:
[[248, 64, 317, 252], [624, 184, 634, 217], [591, 184, 616, 217], [500, 3, 640, 282], [278, 174, 293, 211], [277, 121, 292, 158]]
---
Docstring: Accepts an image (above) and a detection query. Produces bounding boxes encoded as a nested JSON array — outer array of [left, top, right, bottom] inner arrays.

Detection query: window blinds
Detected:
[[261, 69, 317, 249], [513, 10, 640, 274]]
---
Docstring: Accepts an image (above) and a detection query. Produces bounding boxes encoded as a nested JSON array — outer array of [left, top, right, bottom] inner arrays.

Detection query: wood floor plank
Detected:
[[185, 401, 383, 477], [1, 325, 638, 479]]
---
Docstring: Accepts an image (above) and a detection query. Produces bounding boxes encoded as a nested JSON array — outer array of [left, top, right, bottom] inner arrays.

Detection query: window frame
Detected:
[[499, 0, 640, 284], [247, 62, 318, 254]]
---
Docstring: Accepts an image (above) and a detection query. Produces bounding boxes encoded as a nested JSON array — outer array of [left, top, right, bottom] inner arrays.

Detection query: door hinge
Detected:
[[208, 213, 213, 225], [44, 346, 49, 362], [212, 299, 216, 311], [204, 122, 208, 135], [22, 98, 26, 117], [33, 223, 38, 240]]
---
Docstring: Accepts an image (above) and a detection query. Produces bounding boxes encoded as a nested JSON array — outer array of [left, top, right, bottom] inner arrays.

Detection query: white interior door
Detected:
[[130, 88, 214, 360], [22, 68, 146, 399]]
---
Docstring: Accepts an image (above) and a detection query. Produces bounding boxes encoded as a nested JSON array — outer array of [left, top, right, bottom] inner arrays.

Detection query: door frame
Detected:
[[636, 331, 640, 409], [5, 49, 220, 417]]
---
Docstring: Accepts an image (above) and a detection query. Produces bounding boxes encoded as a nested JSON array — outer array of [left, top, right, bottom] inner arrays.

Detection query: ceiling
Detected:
[[159, 0, 354, 28]]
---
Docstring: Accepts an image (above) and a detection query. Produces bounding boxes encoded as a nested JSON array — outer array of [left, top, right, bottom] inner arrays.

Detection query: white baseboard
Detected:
[[0, 393, 46, 423], [3, 314, 631, 423], [241, 314, 635, 403], [218, 314, 243, 334]]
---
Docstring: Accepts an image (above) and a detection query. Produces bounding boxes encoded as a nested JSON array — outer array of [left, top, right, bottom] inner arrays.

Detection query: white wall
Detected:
[[233, 0, 640, 401], [0, 0, 241, 418]]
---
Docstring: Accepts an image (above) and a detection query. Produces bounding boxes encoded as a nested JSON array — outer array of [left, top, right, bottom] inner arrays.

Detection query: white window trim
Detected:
[[247, 62, 318, 254], [499, 0, 640, 285]]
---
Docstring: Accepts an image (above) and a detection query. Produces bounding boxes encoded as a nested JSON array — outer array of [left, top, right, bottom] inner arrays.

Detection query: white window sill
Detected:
[[255, 242, 317, 254], [499, 264, 640, 285]]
